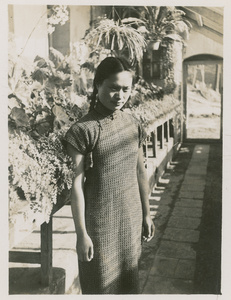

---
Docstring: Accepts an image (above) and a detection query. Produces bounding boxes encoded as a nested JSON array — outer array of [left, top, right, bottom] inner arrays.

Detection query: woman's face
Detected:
[[97, 71, 133, 111]]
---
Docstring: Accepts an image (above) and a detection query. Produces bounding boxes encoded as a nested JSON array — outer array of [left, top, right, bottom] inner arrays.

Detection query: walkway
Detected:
[[139, 143, 222, 294], [9, 142, 222, 295]]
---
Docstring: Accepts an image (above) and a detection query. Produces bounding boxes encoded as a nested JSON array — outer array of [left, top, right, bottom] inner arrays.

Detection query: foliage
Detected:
[[127, 94, 180, 132], [162, 42, 177, 94], [8, 47, 90, 138], [47, 5, 69, 35], [125, 78, 164, 107], [8, 44, 90, 224], [116, 6, 190, 92], [9, 130, 73, 224], [121, 6, 192, 44], [124, 77, 180, 134], [84, 16, 147, 65], [8, 5, 187, 224]]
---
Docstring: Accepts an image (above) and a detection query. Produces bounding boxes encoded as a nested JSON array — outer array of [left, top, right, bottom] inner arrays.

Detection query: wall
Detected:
[[183, 26, 223, 60], [69, 6, 91, 44], [9, 5, 49, 61]]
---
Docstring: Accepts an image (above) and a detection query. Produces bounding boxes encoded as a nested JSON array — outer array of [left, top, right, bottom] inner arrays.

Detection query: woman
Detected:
[[64, 57, 155, 294]]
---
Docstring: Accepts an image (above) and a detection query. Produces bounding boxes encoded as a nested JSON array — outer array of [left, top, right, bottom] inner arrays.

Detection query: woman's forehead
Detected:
[[105, 71, 133, 85]]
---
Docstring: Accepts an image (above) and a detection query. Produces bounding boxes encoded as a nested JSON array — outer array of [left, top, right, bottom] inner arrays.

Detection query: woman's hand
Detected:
[[77, 234, 94, 262], [142, 215, 155, 242]]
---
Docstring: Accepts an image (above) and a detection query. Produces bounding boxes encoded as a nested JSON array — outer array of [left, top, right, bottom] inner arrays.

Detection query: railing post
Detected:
[[166, 120, 170, 142], [174, 114, 178, 146], [151, 130, 157, 158], [160, 124, 164, 149], [41, 216, 53, 287]]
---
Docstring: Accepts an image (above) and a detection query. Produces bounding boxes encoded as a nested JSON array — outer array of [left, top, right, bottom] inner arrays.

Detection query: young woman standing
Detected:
[[65, 57, 155, 294]]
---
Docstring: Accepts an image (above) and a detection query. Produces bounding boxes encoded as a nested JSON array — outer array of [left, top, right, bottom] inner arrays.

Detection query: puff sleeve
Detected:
[[64, 121, 99, 155]]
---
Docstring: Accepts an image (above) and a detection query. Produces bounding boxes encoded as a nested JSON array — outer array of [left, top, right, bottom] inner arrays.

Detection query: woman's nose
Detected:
[[116, 89, 123, 99]]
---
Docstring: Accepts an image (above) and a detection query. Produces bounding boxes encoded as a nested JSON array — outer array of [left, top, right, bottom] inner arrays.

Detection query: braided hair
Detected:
[[89, 57, 133, 112]]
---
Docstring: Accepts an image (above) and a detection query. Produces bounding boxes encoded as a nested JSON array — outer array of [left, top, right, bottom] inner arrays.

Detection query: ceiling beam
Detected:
[[179, 6, 223, 35], [185, 6, 223, 24], [187, 18, 223, 45]]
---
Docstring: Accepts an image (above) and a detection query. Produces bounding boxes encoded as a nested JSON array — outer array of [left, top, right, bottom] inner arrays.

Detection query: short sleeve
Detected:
[[138, 122, 147, 148], [64, 121, 99, 155]]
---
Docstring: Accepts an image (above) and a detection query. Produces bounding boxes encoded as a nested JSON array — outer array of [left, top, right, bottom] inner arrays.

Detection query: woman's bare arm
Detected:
[[67, 143, 93, 261], [137, 147, 155, 242]]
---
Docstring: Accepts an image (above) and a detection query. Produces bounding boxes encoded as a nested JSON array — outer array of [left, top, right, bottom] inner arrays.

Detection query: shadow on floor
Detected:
[[9, 267, 66, 294], [193, 143, 222, 294]]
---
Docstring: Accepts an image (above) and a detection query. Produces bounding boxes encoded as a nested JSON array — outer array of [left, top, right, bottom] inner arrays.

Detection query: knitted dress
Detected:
[[64, 101, 145, 294]]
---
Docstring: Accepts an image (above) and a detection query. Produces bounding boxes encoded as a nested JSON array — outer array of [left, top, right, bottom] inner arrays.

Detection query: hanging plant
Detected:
[[84, 16, 147, 65]]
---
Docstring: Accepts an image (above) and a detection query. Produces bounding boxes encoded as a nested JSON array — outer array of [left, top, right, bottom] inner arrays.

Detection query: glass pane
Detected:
[[186, 63, 222, 139]]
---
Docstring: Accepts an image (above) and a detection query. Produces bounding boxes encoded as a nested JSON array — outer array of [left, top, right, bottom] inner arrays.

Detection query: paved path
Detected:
[[140, 144, 217, 294]]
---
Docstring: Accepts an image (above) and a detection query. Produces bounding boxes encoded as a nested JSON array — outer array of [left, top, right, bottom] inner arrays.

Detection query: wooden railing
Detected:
[[143, 106, 181, 191]]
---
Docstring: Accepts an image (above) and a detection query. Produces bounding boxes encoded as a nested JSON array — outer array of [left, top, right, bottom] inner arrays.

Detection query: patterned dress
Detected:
[[64, 101, 145, 294]]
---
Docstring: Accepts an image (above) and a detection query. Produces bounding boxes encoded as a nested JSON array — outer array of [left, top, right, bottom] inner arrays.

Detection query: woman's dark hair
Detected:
[[89, 56, 133, 111]]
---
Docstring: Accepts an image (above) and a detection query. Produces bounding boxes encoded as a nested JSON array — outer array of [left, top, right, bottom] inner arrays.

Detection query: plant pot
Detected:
[[148, 40, 161, 51]]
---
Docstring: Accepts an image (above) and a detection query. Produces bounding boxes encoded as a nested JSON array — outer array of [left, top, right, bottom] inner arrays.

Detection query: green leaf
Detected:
[[121, 17, 146, 25], [36, 121, 52, 135], [8, 96, 21, 110], [31, 68, 49, 84], [36, 58, 49, 68], [49, 47, 65, 68], [10, 107, 29, 127], [52, 104, 70, 127]]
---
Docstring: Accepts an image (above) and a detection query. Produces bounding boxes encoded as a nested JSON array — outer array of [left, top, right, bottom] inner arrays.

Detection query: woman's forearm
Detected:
[[71, 178, 88, 237], [137, 170, 151, 218], [67, 143, 88, 237], [137, 148, 151, 218], [66, 144, 94, 261], [137, 147, 155, 241]]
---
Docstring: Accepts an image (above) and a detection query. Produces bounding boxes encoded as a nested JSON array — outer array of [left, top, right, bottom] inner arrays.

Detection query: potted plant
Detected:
[[84, 14, 147, 65], [121, 6, 192, 49]]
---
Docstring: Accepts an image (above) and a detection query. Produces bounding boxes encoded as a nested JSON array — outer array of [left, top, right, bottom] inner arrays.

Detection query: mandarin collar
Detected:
[[94, 101, 122, 118]]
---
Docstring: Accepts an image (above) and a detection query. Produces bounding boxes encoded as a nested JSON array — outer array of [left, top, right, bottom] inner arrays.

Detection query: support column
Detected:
[[166, 120, 170, 142], [151, 130, 157, 158], [41, 217, 53, 286], [160, 124, 164, 149]]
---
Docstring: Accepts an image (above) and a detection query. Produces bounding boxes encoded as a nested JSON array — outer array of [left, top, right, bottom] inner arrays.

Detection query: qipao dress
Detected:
[[64, 101, 146, 294]]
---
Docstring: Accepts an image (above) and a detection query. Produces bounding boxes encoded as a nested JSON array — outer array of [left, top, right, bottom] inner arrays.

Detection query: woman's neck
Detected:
[[94, 100, 117, 117]]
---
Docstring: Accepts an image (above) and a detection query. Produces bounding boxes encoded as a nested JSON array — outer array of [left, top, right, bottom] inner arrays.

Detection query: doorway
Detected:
[[183, 57, 223, 141]]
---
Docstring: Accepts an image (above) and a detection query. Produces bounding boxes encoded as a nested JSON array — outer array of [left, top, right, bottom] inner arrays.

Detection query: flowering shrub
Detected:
[[8, 45, 91, 224], [9, 130, 73, 224]]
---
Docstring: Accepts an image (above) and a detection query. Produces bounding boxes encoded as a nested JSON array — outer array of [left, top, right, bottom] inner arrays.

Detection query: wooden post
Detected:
[[220, 87, 223, 140], [216, 64, 221, 92], [151, 130, 157, 158], [182, 63, 188, 141], [166, 120, 170, 142], [160, 124, 164, 149], [41, 217, 53, 286], [174, 114, 178, 146]]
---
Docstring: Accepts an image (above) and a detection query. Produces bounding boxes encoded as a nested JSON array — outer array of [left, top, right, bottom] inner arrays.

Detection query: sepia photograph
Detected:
[[4, 0, 228, 297]]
